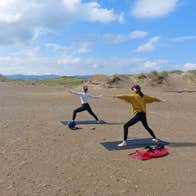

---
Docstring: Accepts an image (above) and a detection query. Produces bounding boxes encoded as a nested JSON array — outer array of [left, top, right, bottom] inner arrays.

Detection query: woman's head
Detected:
[[131, 84, 141, 92], [131, 84, 143, 97], [83, 85, 88, 93]]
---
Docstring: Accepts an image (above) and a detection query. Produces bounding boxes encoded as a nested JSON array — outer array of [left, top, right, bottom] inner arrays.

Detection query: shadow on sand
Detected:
[[165, 90, 196, 93], [101, 138, 196, 151], [169, 142, 196, 148], [61, 120, 123, 125]]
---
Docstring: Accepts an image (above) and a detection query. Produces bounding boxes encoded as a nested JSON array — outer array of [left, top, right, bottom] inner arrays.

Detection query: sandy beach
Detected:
[[0, 81, 196, 196]]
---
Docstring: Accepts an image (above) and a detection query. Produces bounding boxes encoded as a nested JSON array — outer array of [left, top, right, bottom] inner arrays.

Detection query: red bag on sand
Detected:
[[129, 150, 152, 160], [150, 148, 168, 158], [128, 145, 169, 161]]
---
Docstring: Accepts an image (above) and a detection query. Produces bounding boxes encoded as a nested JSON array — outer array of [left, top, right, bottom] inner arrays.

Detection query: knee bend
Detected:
[[123, 123, 129, 131]]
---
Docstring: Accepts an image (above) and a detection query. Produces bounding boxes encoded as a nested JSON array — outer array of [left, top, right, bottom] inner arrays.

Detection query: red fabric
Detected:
[[150, 148, 168, 158], [128, 148, 168, 160]]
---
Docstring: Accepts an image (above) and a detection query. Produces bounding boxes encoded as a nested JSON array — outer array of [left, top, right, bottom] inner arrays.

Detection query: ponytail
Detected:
[[131, 85, 144, 97]]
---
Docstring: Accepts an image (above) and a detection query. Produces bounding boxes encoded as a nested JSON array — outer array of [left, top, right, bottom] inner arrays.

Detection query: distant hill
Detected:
[[37, 76, 87, 86], [4, 74, 60, 80], [0, 74, 8, 81], [2, 74, 92, 80]]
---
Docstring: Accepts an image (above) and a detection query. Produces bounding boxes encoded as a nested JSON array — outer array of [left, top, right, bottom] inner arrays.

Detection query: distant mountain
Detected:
[[73, 75, 92, 78], [3, 74, 92, 80], [4, 74, 61, 80]]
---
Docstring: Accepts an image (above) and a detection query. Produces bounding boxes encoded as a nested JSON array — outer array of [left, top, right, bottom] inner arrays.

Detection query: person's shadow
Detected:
[[169, 142, 196, 148], [100, 138, 196, 151], [61, 120, 123, 126]]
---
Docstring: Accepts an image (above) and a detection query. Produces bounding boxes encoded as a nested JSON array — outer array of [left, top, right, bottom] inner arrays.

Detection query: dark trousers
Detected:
[[72, 103, 99, 121], [123, 112, 156, 141]]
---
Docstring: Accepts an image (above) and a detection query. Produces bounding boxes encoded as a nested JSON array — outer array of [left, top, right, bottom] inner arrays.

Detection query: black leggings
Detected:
[[123, 112, 156, 141], [72, 103, 99, 121]]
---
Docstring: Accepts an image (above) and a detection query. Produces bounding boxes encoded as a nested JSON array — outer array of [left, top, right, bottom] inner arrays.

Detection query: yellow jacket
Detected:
[[116, 93, 161, 115]]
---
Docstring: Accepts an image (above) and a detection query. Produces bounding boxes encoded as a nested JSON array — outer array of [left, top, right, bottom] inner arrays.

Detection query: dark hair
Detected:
[[83, 85, 88, 93], [131, 84, 144, 97]]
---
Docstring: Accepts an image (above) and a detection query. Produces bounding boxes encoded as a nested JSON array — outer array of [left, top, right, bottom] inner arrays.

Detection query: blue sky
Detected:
[[0, 0, 196, 75]]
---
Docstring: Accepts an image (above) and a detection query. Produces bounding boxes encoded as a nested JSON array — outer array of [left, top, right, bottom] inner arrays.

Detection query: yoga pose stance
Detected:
[[114, 85, 162, 147], [69, 86, 102, 122]]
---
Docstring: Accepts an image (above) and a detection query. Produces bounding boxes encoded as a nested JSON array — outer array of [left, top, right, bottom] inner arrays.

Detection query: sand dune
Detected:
[[87, 70, 196, 90]]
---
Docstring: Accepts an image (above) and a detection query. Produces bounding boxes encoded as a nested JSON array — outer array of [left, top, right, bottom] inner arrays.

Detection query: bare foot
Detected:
[[117, 141, 127, 147]]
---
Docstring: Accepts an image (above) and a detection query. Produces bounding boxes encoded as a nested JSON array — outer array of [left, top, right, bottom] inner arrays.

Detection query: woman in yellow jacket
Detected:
[[114, 85, 161, 147]]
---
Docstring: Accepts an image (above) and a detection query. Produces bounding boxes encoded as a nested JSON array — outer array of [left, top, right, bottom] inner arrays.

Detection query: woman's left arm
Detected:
[[88, 94, 102, 99], [144, 95, 161, 103]]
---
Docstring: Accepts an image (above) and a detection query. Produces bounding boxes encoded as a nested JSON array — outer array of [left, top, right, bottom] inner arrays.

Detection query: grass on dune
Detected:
[[37, 76, 87, 86]]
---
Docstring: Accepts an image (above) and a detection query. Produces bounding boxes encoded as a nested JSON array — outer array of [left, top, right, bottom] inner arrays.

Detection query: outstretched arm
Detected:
[[113, 94, 134, 103], [144, 95, 161, 103], [69, 90, 82, 96], [88, 94, 102, 99]]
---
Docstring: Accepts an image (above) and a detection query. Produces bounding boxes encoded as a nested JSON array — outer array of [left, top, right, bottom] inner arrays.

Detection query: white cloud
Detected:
[[77, 42, 92, 54], [172, 35, 196, 42], [132, 0, 179, 18], [143, 61, 159, 68], [184, 63, 196, 70], [15, 47, 40, 57], [84, 2, 123, 23], [44, 41, 93, 56], [0, 0, 122, 45], [0, 45, 168, 75], [129, 30, 147, 39], [0, 52, 83, 75], [92, 64, 100, 69], [143, 59, 168, 69], [63, 0, 80, 13], [134, 36, 160, 52], [118, 12, 125, 24], [58, 56, 81, 65], [103, 30, 147, 43]]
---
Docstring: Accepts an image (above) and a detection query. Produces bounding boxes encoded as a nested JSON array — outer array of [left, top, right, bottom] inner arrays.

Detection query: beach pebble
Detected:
[[120, 189, 129, 194], [3, 124, 8, 128], [40, 183, 51, 188], [7, 172, 12, 177], [90, 127, 96, 130], [87, 172, 93, 177], [19, 161, 28, 167]]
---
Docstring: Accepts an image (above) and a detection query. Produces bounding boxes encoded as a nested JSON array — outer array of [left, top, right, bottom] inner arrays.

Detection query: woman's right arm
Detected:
[[69, 90, 82, 96], [113, 94, 134, 103]]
